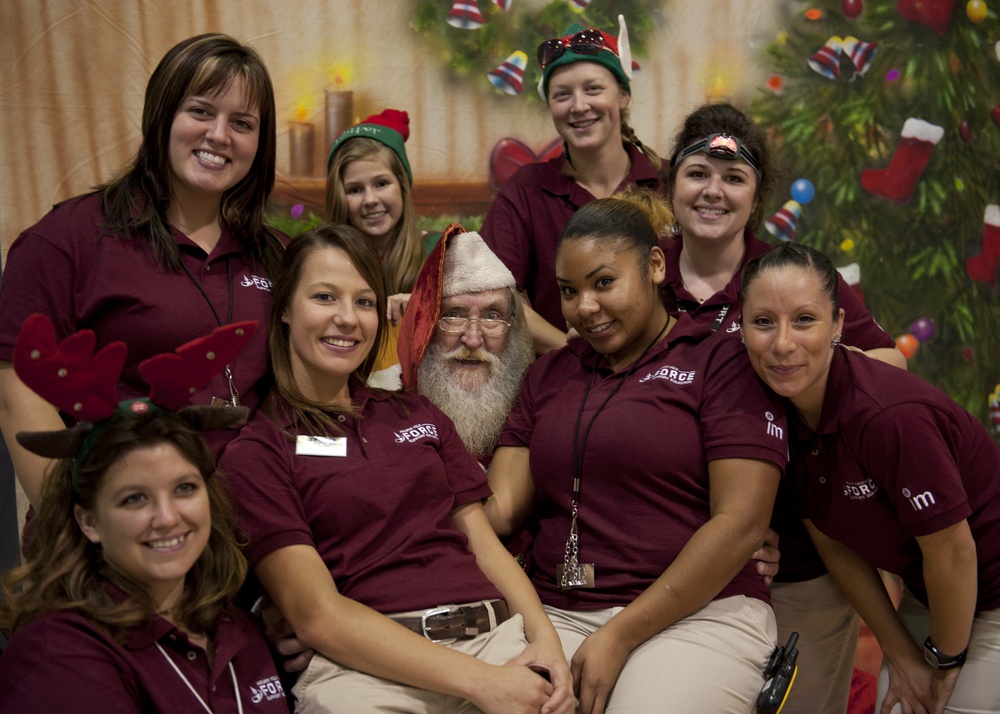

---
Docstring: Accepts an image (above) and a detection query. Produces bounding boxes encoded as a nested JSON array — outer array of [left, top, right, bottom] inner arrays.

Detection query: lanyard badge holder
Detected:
[[756, 631, 799, 714]]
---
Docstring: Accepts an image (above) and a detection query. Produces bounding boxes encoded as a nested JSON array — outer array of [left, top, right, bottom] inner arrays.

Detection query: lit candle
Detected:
[[289, 104, 315, 177]]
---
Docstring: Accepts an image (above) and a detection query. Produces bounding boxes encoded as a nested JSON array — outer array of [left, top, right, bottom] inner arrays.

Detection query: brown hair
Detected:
[[665, 103, 778, 232], [99, 33, 283, 274], [325, 139, 425, 294], [267, 224, 388, 433], [0, 412, 246, 641]]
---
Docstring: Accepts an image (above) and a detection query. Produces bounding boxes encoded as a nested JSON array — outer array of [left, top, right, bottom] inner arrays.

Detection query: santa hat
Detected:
[[326, 108, 412, 184], [396, 225, 515, 390]]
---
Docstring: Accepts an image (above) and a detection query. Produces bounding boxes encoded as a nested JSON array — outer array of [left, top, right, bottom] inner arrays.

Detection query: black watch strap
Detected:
[[923, 636, 967, 670]]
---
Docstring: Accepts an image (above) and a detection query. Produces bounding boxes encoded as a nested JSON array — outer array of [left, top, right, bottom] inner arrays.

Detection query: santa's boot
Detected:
[[967, 205, 1000, 285], [861, 118, 944, 204]]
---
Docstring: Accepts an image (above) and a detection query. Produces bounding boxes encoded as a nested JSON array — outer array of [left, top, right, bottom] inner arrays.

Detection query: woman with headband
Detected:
[[661, 102, 904, 714], [481, 16, 664, 353]]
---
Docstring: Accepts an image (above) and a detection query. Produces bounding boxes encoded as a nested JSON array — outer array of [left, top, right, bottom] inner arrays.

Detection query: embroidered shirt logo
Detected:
[[843, 478, 879, 500], [250, 675, 286, 703], [726, 321, 742, 333], [394, 423, 439, 443], [902, 487, 936, 511], [765, 411, 784, 441], [241, 274, 273, 291], [639, 365, 696, 385]]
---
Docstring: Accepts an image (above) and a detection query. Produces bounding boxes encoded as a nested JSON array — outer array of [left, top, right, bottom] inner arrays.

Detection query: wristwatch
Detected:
[[923, 637, 967, 670]]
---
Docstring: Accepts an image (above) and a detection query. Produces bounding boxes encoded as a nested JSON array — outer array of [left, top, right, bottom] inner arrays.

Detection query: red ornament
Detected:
[[961, 346, 975, 362], [842, 0, 863, 18], [960, 119, 972, 142], [992, 103, 1000, 127], [896, 334, 919, 359]]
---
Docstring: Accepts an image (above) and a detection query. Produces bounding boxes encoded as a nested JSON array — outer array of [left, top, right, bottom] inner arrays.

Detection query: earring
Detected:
[[671, 223, 682, 237], [740, 334, 746, 345], [832, 335, 842, 347], [561, 141, 571, 162]]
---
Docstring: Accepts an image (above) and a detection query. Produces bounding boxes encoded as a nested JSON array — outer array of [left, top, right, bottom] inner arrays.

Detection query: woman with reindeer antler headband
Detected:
[[0, 33, 285, 508], [0, 316, 289, 713], [481, 15, 664, 354]]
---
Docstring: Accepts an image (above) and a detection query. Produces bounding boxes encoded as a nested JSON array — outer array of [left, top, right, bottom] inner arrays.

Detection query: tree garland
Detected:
[[412, 0, 666, 99]]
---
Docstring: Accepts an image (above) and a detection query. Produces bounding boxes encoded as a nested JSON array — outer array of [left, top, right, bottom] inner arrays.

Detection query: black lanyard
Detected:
[[676, 299, 731, 333], [560, 316, 671, 589], [179, 255, 240, 406], [180, 256, 234, 328]]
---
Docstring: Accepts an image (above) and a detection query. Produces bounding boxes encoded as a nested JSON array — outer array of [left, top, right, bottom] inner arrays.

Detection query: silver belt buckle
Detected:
[[420, 606, 457, 644]]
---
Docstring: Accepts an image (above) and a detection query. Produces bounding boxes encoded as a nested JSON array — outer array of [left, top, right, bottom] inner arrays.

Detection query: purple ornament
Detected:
[[290, 203, 305, 219], [885, 68, 900, 82], [909, 317, 936, 342]]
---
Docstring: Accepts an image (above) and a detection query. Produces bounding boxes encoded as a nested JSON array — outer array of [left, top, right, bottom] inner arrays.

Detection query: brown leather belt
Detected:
[[391, 600, 511, 642]]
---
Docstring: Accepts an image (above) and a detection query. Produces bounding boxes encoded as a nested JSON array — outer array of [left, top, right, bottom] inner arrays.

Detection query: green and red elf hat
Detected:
[[326, 108, 413, 185], [537, 14, 633, 100]]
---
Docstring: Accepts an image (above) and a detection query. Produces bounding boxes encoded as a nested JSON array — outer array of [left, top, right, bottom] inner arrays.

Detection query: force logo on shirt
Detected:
[[250, 675, 286, 703], [241, 274, 273, 291], [639, 365, 696, 385], [842, 477, 879, 500], [394, 423, 439, 443]]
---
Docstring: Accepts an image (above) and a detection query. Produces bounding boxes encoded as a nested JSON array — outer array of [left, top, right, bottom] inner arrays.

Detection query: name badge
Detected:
[[295, 435, 347, 457]]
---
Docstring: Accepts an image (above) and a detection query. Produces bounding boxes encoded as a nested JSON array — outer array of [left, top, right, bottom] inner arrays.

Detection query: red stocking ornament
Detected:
[[896, 0, 956, 35], [966, 204, 1000, 285], [861, 118, 943, 204]]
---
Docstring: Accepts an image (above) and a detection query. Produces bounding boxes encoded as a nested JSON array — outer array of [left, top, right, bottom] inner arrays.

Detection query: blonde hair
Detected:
[[325, 139, 425, 294]]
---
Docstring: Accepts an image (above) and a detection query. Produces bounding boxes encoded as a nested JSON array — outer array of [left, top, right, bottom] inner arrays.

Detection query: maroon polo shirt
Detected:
[[663, 228, 897, 583], [0, 192, 280, 454], [481, 143, 664, 329], [0, 606, 287, 713], [789, 348, 1000, 611], [219, 382, 503, 614], [498, 314, 787, 611]]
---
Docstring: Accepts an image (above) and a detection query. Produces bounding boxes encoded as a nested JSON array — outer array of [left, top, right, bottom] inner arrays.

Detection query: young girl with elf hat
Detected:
[[326, 108, 439, 374], [481, 16, 663, 354]]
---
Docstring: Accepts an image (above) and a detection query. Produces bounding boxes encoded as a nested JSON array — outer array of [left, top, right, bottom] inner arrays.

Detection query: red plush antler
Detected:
[[138, 321, 258, 410], [13, 314, 127, 423]]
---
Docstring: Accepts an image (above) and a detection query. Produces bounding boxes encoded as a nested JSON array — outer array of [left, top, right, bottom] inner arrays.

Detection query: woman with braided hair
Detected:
[[481, 15, 664, 354]]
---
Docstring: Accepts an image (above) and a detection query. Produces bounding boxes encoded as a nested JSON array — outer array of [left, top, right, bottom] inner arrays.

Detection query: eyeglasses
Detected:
[[674, 133, 762, 178], [437, 316, 512, 336], [537, 30, 609, 69]]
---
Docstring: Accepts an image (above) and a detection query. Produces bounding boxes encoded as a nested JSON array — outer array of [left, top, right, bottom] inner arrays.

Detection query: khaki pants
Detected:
[[877, 589, 1000, 714], [771, 575, 860, 714], [546, 595, 776, 713], [292, 610, 526, 714]]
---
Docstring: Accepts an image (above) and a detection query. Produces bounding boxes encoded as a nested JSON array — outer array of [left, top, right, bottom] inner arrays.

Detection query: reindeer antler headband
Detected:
[[13, 314, 258, 486]]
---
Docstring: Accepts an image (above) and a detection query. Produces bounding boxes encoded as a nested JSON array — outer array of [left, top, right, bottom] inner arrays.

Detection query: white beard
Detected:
[[417, 328, 533, 459]]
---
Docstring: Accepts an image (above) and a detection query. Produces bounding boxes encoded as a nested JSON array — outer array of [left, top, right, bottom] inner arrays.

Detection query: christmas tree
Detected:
[[751, 0, 1000, 429]]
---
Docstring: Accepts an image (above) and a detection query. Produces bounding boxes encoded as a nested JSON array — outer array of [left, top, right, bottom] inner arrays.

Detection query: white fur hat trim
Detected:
[[442, 232, 516, 297]]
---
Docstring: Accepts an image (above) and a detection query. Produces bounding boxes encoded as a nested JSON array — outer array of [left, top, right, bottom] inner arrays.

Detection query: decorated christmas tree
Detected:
[[751, 0, 1000, 429]]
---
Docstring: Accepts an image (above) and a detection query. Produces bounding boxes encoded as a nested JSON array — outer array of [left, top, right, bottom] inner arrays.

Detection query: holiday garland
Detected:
[[412, 0, 665, 98]]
